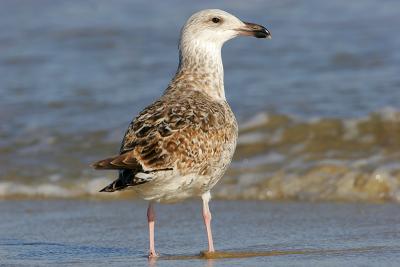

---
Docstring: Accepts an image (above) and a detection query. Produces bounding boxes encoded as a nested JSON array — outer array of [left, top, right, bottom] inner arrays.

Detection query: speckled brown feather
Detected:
[[92, 153, 140, 170]]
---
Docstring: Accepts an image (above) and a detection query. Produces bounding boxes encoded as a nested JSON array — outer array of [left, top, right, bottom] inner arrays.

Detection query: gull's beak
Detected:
[[237, 21, 271, 39]]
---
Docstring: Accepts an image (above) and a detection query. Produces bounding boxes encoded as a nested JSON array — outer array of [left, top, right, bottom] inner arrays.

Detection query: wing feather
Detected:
[[119, 90, 236, 174], [92, 90, 238, 191]]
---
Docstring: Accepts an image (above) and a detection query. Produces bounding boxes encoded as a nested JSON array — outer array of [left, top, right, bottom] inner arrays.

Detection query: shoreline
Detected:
[[1, 200, 399, 266]]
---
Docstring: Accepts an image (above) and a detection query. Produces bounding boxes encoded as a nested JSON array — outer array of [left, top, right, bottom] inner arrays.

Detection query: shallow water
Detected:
[[1, 200, 399, 266], [1, 0, 400, 201]]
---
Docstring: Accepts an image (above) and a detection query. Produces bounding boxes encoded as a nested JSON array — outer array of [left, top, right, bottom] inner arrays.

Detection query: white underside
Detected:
[[132, 170, 220, 203]]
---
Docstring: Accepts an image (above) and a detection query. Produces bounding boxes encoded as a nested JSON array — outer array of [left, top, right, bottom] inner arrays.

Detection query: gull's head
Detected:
[[180, 9, 271, 48]]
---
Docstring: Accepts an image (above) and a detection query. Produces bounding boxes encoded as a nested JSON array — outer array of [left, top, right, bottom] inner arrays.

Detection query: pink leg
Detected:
[[147, 202, 158, 258], [202, 192, 215, 252]]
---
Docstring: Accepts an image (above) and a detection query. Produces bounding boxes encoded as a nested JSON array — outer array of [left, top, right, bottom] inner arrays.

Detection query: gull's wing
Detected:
[[92, 90, 237, 191]]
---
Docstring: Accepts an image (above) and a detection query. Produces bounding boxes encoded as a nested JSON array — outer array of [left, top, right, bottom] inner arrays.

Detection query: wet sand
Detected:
[[1, 200, 399, 266]]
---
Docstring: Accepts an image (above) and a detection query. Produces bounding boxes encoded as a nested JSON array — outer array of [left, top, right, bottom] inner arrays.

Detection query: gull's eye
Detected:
[[211, 17, 220, 23]]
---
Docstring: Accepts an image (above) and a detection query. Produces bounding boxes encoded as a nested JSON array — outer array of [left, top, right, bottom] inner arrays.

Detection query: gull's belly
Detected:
[[134, 140, 236, 203], [134, 172, 213, 203]]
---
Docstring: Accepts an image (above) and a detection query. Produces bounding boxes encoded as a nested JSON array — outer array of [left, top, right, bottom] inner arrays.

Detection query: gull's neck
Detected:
[[168, 39, 225, 100]]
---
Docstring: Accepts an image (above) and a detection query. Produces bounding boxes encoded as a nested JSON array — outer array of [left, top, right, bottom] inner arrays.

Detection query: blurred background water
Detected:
[[1, 0, 400, 201]]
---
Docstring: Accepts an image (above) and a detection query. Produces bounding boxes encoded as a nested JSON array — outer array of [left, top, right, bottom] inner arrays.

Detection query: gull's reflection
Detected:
[[148, 257, 157, 267], [205, 259, 215, 267]]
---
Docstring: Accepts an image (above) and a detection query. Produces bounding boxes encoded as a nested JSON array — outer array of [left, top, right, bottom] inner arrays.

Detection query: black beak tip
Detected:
[[255, 27, 271, 39], [241, 22, 271, 39]]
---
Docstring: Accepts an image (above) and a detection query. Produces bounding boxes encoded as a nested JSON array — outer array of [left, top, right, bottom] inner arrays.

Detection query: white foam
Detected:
[[342, 119, 359, 140], [238, 132, 265, 145], [0, 182, 74, 197], [0, 177, 114, 198], [376, 107, 400, 121], [240, 112, 269, 130]]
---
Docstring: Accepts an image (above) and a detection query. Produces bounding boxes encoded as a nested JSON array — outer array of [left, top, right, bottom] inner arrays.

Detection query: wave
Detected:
[[0, 178, 143, 199], [1, 108, 400, 202]]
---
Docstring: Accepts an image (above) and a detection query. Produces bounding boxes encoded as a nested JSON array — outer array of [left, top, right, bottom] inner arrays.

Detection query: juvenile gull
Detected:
[[92, 9, 270, 258]]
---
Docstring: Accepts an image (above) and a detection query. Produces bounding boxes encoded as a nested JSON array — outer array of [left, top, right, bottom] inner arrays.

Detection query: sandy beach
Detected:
[[1, 200, 399, 266]]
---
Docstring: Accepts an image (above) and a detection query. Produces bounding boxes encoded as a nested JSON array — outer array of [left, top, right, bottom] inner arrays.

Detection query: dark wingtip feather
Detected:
[[99, 177, 130, 192], [99, 183, 116, 192]]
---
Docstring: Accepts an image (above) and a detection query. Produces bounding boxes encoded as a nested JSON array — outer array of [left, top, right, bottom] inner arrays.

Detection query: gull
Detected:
[[92, 9, 270, 258]]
